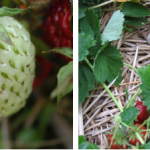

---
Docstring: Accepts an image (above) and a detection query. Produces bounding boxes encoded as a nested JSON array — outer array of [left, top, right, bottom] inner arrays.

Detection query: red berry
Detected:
[[43, 0, 73, 62], [128, 124, 146, 146], [107, 134, 128, 149], [134, 101, 149, 124]]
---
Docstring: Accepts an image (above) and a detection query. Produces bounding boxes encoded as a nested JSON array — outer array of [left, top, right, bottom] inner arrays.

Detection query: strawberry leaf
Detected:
[[79, 32, 96, 61], [51, 61, 73, 101], [49, 47, 73, 59], [0, 7, 28, 16], [101, 10, 124, 45], [79, 8, 85, 19], [139, 142, 150, 149], [122, 2, 150, 17], [121, 107, 139, 125], [80, 17, 95, 39], [79, 63, 95, 104], [93, 44, 123, 85], [137, 65, 150, 110], [124, 17, 148, 26], [84, 9, 102, 57], [85, 9, 100, 41], [79, 136, 99, 149]]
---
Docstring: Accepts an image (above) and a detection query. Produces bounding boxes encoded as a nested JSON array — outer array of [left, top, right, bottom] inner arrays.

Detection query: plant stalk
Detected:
[[88, 0, 115, 9], [124, 88, 141, 109], [123, 63, 137, 72], [101, 82, 123, 112]]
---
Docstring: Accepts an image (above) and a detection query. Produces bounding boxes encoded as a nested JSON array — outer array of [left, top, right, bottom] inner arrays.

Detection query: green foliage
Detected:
[[49, 47, 73, 59], [139, 142, 150, 149], [51, 61, 73, 102], [121, 107, 139, 125], [79, 63, 95, 104], [122, 2, 150, 17], [79, 136, 99, 149], [93, 44, 123, 85], [82, 9, 101, 57], [101, 10, 124, 44], [79, 8, 86, 19], [79, 32, 95, 61], [124, 17, 148, 26], [0, 7, 28, 17], [137, 65, 150, 110]]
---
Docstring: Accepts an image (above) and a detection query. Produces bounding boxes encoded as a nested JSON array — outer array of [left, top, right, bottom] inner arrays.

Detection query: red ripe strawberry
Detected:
[[107, 129, 128, 149], [128, 124, 146, 146], [134, 101, 149, 124], [33, 55, 55, 90], [43, 0, 73, 62]]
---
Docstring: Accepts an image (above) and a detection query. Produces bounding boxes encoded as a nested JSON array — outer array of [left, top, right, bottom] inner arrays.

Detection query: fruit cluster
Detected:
[[107, 101, 149, 149]]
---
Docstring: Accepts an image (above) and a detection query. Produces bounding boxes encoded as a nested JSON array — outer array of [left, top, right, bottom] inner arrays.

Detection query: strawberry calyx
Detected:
[[127, 124, 147, 146], [107, 128, 129, 149]]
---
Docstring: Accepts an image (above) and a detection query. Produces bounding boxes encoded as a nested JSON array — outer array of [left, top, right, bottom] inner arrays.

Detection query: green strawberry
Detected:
[[0, 16, 35, 116]]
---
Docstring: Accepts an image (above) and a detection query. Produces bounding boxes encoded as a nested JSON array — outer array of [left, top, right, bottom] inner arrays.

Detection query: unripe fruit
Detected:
[[0, 16, 35, 116]]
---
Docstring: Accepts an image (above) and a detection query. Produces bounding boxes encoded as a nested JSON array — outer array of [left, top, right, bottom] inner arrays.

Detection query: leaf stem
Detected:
[[123, 63, 137, 72], [124, 88, 141, 109], [88, 0, 115, 9], [135, 132, 145, 145], [101, 82, 123, 112], [84, 57, 93, 70]]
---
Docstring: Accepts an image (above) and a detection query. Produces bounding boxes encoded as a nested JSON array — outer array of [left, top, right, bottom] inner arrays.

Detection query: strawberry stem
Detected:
[[88, 0, 115, 9], [123, 63, 137, 72], [135, 132, 145, 145], [101, 82, 123, 112], [124, 88, 141, 108]]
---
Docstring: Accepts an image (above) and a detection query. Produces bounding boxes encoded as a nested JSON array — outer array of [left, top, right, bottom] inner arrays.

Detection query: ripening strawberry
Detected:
[[0, 16, 35, 116], [128, 124, 146, 146], [43, 0, 73, 62], [107, 129, 129, 149], [134, 101, 149, 124]]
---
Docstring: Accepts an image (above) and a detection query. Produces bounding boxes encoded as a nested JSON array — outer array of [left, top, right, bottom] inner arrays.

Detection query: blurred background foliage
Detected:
[[0, 0, 73, 149]]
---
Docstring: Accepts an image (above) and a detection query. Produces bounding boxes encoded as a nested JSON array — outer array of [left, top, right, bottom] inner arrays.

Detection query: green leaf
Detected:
[[79, 136, 86, 145], [50, 61, 73, 101], [137, 65, 150, 110], [79, 63, 95, 104], [79, 8, 101, 57], [93, 42, 108, 82], [124, 17, 148, 26], [139, 142, 150, 149], [48, 47, 73, 59], [122, 2, 150, 17], [93, 44, 123, 85], [0, 24, 13, 45], [79, 8, 86, 19], [80, 17, 95, 39], [101, 10, 124, 45], [85, 9, 101, 41], [121, 107, 139, 125], [0, 6, 28, 17], [79, 32, 95, 61], [79, 136, 99, 149]]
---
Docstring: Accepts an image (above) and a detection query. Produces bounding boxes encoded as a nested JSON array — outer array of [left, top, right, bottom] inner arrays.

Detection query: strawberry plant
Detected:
[[79, 0, 150, 149]]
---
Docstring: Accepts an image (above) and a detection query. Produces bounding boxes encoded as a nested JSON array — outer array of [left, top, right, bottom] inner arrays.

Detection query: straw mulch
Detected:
[[79, 5, 150, 149]]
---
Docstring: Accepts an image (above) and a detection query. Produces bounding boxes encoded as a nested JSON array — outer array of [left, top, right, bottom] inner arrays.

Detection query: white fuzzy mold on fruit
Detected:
[[0, 16, 35, 116]]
